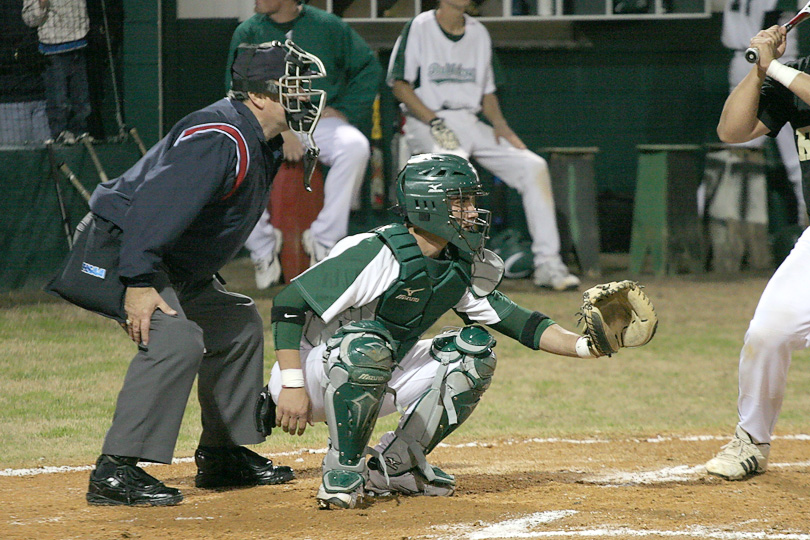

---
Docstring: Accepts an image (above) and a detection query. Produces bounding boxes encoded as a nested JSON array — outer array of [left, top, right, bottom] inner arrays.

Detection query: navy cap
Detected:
[[231, 42, 286, 93]]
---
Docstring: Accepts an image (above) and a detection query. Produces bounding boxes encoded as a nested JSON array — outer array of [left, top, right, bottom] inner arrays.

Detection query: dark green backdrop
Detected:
[[2, 7, 788, 289]]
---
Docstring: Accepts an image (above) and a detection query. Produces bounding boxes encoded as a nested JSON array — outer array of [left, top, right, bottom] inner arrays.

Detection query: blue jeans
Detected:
[[43, 48, 91, 137], [0, 101, 50, 145]]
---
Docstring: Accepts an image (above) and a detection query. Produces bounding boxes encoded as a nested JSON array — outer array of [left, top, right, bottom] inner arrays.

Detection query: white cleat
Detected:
[[705, 425, 770, 480], [533, 256, 580, 291], [253, 229, 283, 289]]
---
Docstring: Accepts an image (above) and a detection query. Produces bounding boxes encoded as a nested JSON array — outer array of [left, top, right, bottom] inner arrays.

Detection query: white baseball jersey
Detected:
[[722, 0, 799, 59], [387, 11, 495, 114]]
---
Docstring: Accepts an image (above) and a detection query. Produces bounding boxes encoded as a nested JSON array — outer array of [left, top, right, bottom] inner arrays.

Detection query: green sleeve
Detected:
[[456, 290, 554, 349], [271, 285, 312, 350], [331, 25, 383, 134], [387, 20, 413, 85], [225, 24, 249, 90]]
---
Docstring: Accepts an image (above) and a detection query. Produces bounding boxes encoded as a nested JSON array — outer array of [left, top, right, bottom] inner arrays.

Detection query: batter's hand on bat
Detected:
[[276, 387, 313, 436], [751, 25, 787, 71], [123, 286, 177, 346]]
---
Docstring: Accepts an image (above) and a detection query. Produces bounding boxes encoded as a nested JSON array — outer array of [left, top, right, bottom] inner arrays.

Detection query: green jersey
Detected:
[[226, 6, 382, 134], [273, 225, 555, 362]]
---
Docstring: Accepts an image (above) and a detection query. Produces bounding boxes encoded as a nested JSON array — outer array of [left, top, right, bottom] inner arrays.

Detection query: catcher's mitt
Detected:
[[578, 280, 658, 357]]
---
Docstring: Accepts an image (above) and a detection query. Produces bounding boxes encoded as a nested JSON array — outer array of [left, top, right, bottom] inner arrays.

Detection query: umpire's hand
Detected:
[[123, 286, 178, 345]]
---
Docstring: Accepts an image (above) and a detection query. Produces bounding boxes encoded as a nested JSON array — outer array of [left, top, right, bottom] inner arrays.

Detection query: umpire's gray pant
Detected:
[[101, 276, 264, 464]]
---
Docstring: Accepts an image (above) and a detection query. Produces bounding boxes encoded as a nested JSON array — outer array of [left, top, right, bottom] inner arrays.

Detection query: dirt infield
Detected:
[[3, 434, 810, 540]]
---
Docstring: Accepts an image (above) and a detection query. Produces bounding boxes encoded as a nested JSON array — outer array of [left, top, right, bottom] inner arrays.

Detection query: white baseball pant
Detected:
[[245, 116, 370, 262], [269, 339, 443, 422], [402, 110, 563, 267], [737, 225, 810, 443]]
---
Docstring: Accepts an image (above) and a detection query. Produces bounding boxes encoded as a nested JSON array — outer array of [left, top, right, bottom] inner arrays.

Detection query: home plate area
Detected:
[[2, 434, 810, 540]]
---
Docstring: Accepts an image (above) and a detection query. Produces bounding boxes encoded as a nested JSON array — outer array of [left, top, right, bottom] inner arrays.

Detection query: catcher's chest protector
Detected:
[[374, 224, 471, 361]]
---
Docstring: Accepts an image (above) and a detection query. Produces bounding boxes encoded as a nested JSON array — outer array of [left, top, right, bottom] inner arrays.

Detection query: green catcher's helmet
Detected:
[[395, 153, 491, 255]]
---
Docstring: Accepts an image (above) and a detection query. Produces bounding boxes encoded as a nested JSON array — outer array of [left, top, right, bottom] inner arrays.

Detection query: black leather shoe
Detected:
[[86, 455, 183, 506], [194, 446, 295, 488]]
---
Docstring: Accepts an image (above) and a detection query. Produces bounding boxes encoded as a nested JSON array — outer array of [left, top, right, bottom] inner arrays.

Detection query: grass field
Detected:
[[2, 255, 810, 471]]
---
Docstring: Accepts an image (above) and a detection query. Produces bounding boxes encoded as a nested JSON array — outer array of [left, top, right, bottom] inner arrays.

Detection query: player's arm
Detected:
[[391, 79, 438, 124], [480, 93, 526, 150], [456, 290, 590, 359], [271, 285, 315, 436], [718, 25, 794, 143]]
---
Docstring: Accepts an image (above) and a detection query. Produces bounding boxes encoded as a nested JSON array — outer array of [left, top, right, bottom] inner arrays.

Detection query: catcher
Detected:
[[257, 153, 657, 509]]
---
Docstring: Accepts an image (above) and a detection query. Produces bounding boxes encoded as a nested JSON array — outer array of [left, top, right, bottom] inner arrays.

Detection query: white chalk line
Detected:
[[433, 511, 810, 540], [2, 434, 809, 478]]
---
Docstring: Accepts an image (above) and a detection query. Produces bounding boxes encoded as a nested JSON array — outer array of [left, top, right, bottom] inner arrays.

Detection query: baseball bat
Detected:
[[745, 0, 810, 63], [129, 126, 147, 156], [46, 141, 74, 249], [81, 135, 109, 183], [58, 163, 92, 203]]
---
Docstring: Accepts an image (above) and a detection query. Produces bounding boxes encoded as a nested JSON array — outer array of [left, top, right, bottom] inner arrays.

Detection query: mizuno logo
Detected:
[[428, 183, 444, 193], [396, 286, 425, 303], [81, 262, 106, 279]]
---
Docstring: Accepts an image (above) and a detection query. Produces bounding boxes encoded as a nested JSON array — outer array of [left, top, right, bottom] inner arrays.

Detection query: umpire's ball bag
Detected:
[[45, 213, 127, 323]]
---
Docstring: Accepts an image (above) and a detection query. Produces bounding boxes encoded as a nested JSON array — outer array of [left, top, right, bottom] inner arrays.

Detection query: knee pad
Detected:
[[376, 326, 496, 479], [322, 321, 396, 471]]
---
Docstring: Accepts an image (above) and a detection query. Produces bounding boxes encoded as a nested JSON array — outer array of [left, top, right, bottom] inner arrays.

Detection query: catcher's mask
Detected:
[[231, 39, 326, 189], [394, 153, 491, 256]]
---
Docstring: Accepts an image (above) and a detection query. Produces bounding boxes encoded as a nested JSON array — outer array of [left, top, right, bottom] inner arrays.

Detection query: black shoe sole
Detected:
[[194, 469, 295, 489], [86, 492, 183, 506]]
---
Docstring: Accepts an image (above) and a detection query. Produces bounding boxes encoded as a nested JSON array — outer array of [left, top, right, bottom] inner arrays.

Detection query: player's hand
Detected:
[[123, 286, 177, 346], [281, 131, 305, 161], [752, 25, 787, 71], [493, 123, 526, 150], [321, 106, 347, 122], [276, 387, 312, 436]]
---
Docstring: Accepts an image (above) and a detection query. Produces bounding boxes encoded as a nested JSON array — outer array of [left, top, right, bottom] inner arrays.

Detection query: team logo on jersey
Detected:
[[396, 287, 425, 303], [427, 63, 476, 84], [797, 126, 810, 161]]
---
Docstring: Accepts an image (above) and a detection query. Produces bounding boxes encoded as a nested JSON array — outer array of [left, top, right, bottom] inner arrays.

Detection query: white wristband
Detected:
[[576, 336, 595, 359], [281, 368, 305, 388], [766, 60, 801, 89]]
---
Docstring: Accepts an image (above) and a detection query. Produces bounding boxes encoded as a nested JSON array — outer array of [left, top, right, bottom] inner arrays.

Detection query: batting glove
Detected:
[[429, 118, 460, 150]]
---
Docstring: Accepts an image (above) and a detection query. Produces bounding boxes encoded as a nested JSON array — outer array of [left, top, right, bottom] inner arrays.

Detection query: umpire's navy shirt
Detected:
[[90, 98, 284, 287]]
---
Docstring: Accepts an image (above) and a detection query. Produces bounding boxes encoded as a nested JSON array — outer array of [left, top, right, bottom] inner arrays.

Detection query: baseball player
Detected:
[[227, 0, 383, 289], [705, 25, 810, 480], [722, 0, 806, 221], [386, 0, 580, 291], [48, 41, 324, 506], [260, 153, 614, 510]]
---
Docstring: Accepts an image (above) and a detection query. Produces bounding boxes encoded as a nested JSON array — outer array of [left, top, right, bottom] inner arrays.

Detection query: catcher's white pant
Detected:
[[737, 226, 810, 444], [269, 339, 442, 423], [727, 52, 806, 219], [245, 116, 370, 261], [402, 110, 563, 268]]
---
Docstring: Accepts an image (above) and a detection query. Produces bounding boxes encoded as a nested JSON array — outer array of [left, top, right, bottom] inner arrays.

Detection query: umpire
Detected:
[[47, 41, 324, 506]]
